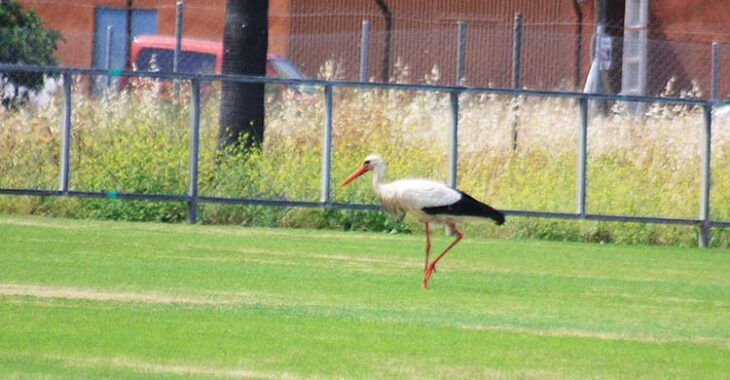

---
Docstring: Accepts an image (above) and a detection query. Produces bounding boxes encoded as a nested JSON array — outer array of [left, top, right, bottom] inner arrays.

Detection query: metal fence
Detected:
[[0, 62, 728, 247]]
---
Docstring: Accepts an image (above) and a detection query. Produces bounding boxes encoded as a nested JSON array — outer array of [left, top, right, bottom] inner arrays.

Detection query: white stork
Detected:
[[339, 154, 505, 289]]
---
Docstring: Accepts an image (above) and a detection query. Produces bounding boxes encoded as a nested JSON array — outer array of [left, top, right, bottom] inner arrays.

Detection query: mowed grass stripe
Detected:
[[0, 351, 292, 379], [2, 216, 726, 285], [1, 215, 729, 378], [2, 283, 728, 349], [1, 292, 726, 379], [0, 351, 562, 380]]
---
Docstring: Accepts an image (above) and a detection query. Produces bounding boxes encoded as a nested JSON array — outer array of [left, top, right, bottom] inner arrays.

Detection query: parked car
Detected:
[[125, 35, 314, 99]]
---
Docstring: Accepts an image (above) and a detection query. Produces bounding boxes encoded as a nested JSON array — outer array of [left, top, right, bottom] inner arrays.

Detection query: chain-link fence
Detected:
[[289, 17, 726, 97]]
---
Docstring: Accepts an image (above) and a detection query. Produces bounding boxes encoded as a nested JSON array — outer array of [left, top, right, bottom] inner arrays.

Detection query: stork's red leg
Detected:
[[422, 222, 464, 289], [424, 222, 431, 272]]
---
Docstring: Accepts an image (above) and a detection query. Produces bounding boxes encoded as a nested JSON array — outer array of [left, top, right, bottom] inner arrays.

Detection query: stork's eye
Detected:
[[363, 160, 370, 165]]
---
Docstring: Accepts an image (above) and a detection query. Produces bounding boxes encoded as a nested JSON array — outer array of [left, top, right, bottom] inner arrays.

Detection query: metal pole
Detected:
[[105, 25, 113, 88], [59, 73, 72, 194], [577, 97, 588, 216], [510, 13, 523, 152], [699, 103, 712, 247], [174, 0, 184, 74], [456, 21, 466, 85], [711, 42, 719, 100], [125, 0, 133, 71], [359, 20, 370, 82], [173, 0, 184, 97], [187, 78, 201, 224], [321, 85, 334, 203], [448, 91, 459, 188], [512, 13, 523, 89], [445, 90, 460, 236]]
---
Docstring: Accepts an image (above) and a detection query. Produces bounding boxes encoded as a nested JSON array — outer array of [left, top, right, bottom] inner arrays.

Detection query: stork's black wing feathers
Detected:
[[421, 190, 505, 225]]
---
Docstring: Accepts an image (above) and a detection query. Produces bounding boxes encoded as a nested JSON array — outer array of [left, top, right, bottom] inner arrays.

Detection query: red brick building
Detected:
[[16, 0, 730, 96]]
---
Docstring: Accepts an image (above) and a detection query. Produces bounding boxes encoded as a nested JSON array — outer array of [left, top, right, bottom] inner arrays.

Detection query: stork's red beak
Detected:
[[339, 165, 368, 187]]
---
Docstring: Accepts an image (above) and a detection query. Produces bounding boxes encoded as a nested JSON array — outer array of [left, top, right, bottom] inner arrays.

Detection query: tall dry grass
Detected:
[[1, 73, 729, 246]]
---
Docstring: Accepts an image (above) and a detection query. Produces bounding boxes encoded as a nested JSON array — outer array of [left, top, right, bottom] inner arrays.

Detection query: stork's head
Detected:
[[339, 154, 383, 187]]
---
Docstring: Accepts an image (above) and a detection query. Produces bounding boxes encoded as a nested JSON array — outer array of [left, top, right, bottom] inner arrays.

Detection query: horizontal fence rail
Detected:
[[1, 63, 729, 247], [3, 63, 728, 106]]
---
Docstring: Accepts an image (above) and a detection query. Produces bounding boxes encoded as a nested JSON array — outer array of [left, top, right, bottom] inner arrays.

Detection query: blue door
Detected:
[[93, 8, 157, 92]]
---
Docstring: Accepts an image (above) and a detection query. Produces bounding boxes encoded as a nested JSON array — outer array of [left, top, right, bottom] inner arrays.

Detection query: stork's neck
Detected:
[[371, 163, 386, 190]]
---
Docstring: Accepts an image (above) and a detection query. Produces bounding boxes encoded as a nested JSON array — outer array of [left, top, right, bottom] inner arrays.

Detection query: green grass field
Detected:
[[1, 215, 728, 379]]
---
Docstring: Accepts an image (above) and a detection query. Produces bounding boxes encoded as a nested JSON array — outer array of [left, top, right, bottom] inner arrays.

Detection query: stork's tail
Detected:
[[466, 193, 505, 225]]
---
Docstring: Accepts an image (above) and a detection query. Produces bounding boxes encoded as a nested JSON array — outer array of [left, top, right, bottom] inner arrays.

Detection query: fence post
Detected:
[[173, 0, 184, 97], [59, 73, 72, 194], [448, 91, 459, 189], [174, 0, 184, 74], [105, 25, 113, 88], [445, 90, 460, 236], [711, 42, 719, 100], [456, 21, 466, 85], [510, 13, 523, 152], [512, 14, 523, 89], [321, 85, 334, 204], [699, 103, 712, 247], [359, 20, 370, 82], [187, 78, 201, 224], [577, 97, 588, 216]]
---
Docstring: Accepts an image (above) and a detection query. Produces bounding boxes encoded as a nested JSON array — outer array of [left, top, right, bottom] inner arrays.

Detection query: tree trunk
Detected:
[[218, 0, 269, 150], [375, 0, 392, 83]]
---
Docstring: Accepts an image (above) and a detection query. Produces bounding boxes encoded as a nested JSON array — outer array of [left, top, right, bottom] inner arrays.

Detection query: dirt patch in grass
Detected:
[[0, 283, 244, 306]]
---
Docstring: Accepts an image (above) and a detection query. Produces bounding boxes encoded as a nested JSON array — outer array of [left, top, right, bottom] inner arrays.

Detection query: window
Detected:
[[135, 48, 216, 74]]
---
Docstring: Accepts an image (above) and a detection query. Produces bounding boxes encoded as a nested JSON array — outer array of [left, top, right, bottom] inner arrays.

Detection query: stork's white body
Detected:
[[340, 154, 505, 289], [375, 179, 461, 223]]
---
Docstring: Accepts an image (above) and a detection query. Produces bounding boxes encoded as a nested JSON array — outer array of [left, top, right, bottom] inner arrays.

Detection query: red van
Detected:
[[127, 35, 313, 97]]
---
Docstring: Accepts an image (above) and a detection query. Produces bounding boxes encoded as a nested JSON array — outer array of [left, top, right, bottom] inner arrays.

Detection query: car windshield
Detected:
[[268, 58, 315, 95], [268, 59, 306, 79], [135, 48, 216, 74]]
